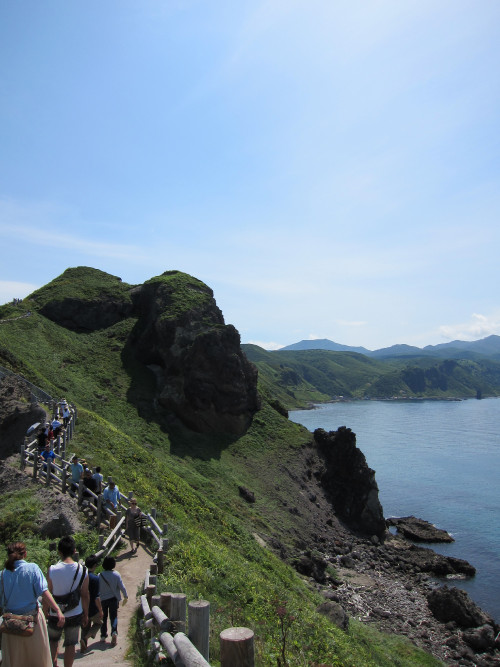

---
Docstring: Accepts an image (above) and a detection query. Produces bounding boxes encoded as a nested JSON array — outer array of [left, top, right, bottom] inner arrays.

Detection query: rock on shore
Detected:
[[387, 515, 455, 543]]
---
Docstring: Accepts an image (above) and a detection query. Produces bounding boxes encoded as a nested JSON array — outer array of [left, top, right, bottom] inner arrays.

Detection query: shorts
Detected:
[[48, 613, 82, 647]]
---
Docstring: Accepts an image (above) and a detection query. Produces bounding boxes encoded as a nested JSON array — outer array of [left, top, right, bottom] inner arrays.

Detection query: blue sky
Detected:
[[1, 1, 499, 350]]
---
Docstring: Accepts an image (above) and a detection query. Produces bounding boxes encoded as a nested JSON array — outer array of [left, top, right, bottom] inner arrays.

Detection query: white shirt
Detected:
[[48, 561, 87, 618]]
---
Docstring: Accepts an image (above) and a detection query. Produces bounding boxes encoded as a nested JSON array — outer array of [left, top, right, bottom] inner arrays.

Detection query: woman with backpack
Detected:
[[98, 556, 128, 646], [0, 541, 65, 667]]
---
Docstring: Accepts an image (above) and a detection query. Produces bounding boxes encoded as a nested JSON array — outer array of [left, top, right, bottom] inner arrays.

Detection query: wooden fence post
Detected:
[[170, 593, 187, 634], [20, 443, 26, 470], [160, 593, 171, 617], [220, 627, 255, 667], [61, 466, 67, 494], [157, 549, 164, 574], [61, 431, 66, 461], [32, 450, 38, 480], [188, 600, 210, 661], [45, 460, 52, 487], [96, 495, 103, 528], [146, 585, 156, 606], [77, 480, 84, 505]]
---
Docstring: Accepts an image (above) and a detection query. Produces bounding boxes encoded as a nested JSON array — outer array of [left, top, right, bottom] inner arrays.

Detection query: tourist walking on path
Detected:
[[124, 497, 142, 553], [103, 480, 120, 528], [69, 456, 83, 495], [99, 556, 128, 646], [0, 541, 65, 667], [41, 442, 56, 471], [47, 536, 89, 667], [92, 466, 103, 494], [80, 555, 103, 654]]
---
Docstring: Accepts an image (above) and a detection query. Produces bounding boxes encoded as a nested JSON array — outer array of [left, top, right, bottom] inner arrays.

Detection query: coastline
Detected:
[[289, 399, 500, 663]]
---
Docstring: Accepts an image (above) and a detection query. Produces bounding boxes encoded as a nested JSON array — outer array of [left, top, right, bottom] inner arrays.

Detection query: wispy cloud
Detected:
[[246, 339, 284, 350], [0, 281, 39, 305], [0, 222, 148, 262], [438, 313, 500, 341]]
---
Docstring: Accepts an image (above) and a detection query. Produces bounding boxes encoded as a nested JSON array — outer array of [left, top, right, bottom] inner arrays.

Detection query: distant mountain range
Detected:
[[279, 335, 500, 360]]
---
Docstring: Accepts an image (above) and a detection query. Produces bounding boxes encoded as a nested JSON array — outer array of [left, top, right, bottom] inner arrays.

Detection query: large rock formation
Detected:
[[29, 267, 259, 435], [314, 427, 386, 537]]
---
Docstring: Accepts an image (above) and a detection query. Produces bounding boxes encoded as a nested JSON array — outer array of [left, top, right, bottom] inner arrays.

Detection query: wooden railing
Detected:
[[20, 401, 256, 665], [140, 566, 255, 666]]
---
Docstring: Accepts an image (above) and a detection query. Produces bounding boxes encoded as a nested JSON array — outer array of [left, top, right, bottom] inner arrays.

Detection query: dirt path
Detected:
[[54, 543, 154, 667]]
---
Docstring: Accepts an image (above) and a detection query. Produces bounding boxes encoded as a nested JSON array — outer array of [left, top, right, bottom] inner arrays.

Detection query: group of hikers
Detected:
[[0, 537, 128, 667], [0, 400, 150, 666], [37, 400, 72, 450], [1, 467, 146, 666]]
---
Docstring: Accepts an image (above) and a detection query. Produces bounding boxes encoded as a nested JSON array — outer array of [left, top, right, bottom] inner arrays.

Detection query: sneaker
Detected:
[[111, 633, 117, 646]]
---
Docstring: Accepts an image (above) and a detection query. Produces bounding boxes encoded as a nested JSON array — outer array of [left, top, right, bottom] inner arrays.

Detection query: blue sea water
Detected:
[[289, 398, 500, 622]]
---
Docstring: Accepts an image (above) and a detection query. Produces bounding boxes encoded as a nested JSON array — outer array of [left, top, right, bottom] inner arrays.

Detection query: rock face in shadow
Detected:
[[0, 375, 47, 459], [129, 273, 260, 435], [314, 427, 386, 537], [30, 267, 259, 436]]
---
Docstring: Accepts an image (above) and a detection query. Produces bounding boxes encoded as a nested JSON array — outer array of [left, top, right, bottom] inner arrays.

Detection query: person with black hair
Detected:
[[80, 555, 103, 653], [1, 541, 64, 667], [47, 536, 89, 667], [98, 556, 128, 646]]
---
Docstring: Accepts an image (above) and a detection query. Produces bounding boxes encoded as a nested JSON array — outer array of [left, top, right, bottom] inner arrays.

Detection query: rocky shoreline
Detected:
[[279, 428, 500, 666], [298, 525, 500, 666]]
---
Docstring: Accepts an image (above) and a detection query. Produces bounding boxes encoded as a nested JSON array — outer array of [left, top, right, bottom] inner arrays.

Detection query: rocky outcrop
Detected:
[[314, 427, 386, 537], [387, 516, 454, 542], [427, 585, 494, 628], [383, 538, 476, 577], [129, 273, 259, 435], [29, 268, 260, 436]]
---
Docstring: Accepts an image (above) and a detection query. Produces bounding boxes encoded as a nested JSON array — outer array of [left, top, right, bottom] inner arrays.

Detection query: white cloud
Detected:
[[0, 281, 39, 305], [438, 313, 500, 341], [246, 340, 284, 350]]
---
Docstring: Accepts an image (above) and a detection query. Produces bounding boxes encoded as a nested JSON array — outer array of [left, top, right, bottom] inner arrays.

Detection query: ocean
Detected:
[[289, 397, 500, 622]]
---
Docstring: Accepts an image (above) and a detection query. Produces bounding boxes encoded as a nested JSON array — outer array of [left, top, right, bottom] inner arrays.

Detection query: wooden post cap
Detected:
[[220, 627, 254, 641], [220, 627, 255, 667]]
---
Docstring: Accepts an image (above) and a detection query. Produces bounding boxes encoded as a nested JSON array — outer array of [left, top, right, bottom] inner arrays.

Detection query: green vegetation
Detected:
[[144, 270, 216, 321], [0, 269, 444, 666], [28, 266, 133, 307], [243, 345, 500, 407]]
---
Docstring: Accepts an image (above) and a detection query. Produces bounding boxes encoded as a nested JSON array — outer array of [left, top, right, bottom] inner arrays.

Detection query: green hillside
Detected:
[[243, 345, 500, 407], [0, 269, 442, 666]]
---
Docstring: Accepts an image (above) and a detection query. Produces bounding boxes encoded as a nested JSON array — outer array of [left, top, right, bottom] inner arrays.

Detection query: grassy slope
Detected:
[[0, 303, 441, 666]]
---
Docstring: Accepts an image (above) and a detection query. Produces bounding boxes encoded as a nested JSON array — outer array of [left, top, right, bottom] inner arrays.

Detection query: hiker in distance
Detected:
[[124, 497, 143, 554]]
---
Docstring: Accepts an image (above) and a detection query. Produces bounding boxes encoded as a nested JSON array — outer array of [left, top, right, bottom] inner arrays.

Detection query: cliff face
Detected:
[[129, 273, 259, 434], [314, 426, 386, 537], [30, 267, 259, 435]]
